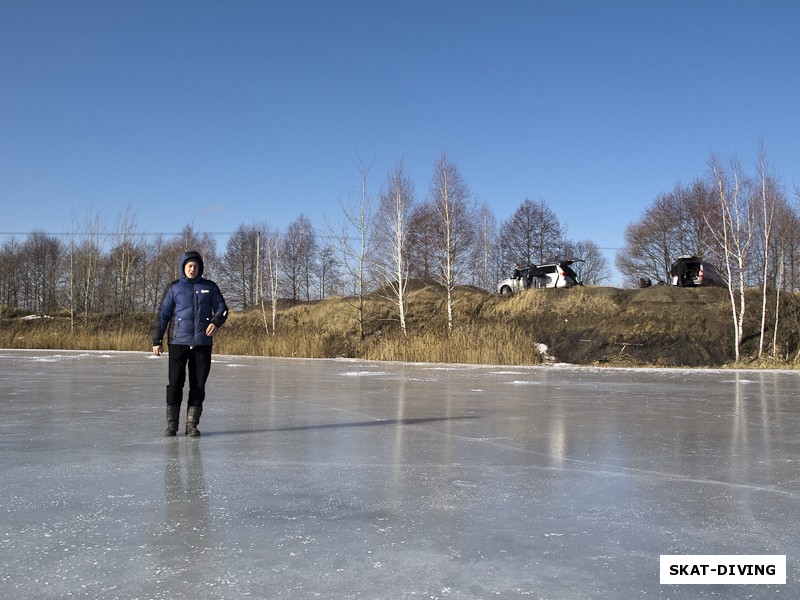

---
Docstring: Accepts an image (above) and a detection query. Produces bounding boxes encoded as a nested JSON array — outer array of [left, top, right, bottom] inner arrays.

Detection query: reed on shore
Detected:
[[0, 285, 543, 365]]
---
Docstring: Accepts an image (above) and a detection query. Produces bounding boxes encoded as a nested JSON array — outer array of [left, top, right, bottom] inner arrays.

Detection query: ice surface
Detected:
[[1, 349, 798, 599]]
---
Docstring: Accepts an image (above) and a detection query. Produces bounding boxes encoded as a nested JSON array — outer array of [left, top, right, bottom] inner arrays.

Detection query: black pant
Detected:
[[166, 345, 212, 409]]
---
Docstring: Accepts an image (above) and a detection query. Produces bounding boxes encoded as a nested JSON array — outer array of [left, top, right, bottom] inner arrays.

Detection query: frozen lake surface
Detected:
[[1, 349, 798, 599]]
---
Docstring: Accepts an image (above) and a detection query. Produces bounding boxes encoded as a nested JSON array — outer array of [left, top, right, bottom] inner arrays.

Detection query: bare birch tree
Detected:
[[67, 212, 79, 332], [78, 206, 104, 320], [429, 152, 474, 331], [266, 231, 281, 335], [374, 161, 414, 336], [772, 237, 785, 359], [252, 227, 281, 335], [707, 155, 755, 362], [472, 202, 497, 289], [756, 148, 774, 357], [256, 230, 266, 332], [331, 156, 376, 339]]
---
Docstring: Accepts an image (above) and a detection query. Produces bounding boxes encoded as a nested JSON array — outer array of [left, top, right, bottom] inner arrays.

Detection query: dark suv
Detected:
[[670, 256, 726, 287]]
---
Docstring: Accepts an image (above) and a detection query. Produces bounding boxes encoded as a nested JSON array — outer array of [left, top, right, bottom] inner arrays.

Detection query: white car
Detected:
[[497, 261, 580, 296]]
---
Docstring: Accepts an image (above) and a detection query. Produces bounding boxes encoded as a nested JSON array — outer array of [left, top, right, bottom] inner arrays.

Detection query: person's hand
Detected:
[[152, 345, 162, 356], [206, 323, 218, 337]]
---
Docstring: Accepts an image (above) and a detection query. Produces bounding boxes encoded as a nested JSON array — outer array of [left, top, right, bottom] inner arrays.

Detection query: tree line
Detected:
[[0, 152, 609, 330], [616, 146, 799, 360], [3, 147, 796, 354]]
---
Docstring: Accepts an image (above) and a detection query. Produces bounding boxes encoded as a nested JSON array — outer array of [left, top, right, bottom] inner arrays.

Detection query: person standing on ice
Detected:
[[152, 250, 228, 437]]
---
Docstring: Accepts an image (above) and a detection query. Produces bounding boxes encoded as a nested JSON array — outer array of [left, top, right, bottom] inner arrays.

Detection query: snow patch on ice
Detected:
[[33, 353, 93, 362], [340, 371, 388, 377], [452, 480, 478, 488]]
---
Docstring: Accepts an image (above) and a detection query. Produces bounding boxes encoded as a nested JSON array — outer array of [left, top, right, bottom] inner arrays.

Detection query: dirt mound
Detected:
[[491, 285, 792, 367], [630, 285, 726, 305]]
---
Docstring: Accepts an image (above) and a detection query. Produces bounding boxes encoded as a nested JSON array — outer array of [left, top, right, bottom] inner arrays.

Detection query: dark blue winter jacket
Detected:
[[152, 252, 228, 347]]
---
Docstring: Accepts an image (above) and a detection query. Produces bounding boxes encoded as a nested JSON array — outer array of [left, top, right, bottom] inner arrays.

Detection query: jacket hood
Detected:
[[180, 250, 204, 279]]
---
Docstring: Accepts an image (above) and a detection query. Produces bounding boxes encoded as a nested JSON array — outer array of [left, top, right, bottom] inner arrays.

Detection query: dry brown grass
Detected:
[[214, 289, 542, 365], [361, 326, 543, 365], [0, 313, 150, 351]]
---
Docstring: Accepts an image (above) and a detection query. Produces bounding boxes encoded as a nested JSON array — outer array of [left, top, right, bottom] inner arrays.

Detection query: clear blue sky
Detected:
[[2, 0, 798, 271]]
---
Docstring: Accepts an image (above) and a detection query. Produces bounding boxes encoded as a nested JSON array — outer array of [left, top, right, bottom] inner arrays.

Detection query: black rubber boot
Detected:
[[186, 406, 202, 437], [164, 405, 180, 437]]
